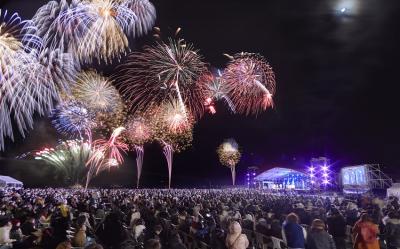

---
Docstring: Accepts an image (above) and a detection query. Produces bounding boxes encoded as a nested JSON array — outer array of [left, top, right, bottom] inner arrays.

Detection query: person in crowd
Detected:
[[9, 219, 23, 243], [225, 221, 249, 249], [96, 211, 128, 248], [282, 213, 306, 249], [132, 218, 146, 241], [0, 218, 13, 248], [327, 208, 346, 249], [55, 240, 72, 249], [1, 188, 399, 249], [384, 211, 400, 249], [145, 239, 162, 249], [306, 219, 336, 249], [20, 217, 36, 236], [73, 216, 87, 247], [352, 213, 380, 249]]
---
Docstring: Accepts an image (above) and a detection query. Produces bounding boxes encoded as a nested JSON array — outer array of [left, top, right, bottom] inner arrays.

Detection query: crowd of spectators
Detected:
[[0, 188, 399, 249]]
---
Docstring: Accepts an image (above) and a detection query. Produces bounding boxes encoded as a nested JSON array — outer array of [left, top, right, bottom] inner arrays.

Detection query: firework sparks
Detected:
[[73, 70, 122, 112], [85, 127, 128, 189], [51, 98, 97, 138], [126, 113, 153, 188], [32, 0, 83, 51], [122, 0, 156, 37], [150, 101, 193, 188], [115, 38, 208, 118], [217, 139, 241, 185], [222, 52, 276, 115], [0, 9, 44, 150], [34, 139, 92, 186], [200, 70, 236, 114]]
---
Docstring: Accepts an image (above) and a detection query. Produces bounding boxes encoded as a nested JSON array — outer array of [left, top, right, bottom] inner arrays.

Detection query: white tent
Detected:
[[0, 175, 23, 188], [387, 183, 400, 199]]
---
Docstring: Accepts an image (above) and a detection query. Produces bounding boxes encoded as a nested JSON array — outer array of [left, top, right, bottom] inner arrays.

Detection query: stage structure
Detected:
[[254, 167, 310, 190], [246, 166, 259, 188], [340, 164, 392, 194], [308, 157, 333, 189]]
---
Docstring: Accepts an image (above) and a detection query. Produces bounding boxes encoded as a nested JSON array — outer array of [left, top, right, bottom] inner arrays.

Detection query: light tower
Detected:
[[309, 157, 331, 189], [246, 166, 259, 188]]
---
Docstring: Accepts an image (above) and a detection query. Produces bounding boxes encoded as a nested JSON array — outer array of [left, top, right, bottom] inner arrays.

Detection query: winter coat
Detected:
[[384, 218, 400, 248], [282, 221, 307, 249], [327, 214, 346, 237], [306, 230, 336, 249]]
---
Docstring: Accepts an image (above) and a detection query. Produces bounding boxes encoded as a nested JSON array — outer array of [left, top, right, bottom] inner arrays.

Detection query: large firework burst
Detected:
[[150, 100, 193, 188], [73, 70, 122, 112], [222, 52, 276, 115], [217, 138, 241, 185], [32, 0, 82, 50], [51, 98, 96, 137], [32, 0, 156, 64], [34, 139, 92, 186], [0, 9, 43, 150], [116, 38, 208, 118]]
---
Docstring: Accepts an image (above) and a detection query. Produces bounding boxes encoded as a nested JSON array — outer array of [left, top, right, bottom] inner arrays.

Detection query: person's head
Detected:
[[11, 219, 20, 228], [286, 213, 299, 224], [145, 239, 162, 249], [360, 213, 371, 222], [55, 241, 72, 249], [228, 221, 242, 235], [84, 243, 104, 249], [311, 219, 325, 231], [330, 207, 340, 216]]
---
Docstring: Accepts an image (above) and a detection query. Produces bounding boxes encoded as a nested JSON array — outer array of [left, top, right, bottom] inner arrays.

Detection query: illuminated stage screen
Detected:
[[341, 165, 368, 187]]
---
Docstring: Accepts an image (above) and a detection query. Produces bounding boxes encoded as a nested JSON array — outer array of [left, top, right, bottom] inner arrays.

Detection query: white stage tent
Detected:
[[254, 167, 309, 190], [0, 175, 23, 188], [254, 167, 307, 181]]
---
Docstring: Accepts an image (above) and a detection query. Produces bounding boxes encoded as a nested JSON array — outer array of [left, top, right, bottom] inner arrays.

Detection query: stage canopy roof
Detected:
[[0, 175, 23, 188], [254, 167, 307, 181]]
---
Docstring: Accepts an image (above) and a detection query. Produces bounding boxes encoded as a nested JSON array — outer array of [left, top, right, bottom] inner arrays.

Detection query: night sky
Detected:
[[1, 0, 400, 187]]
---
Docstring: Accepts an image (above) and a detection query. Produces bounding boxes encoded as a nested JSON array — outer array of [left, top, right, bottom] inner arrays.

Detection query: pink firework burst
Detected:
[[222, 52, 276, 115]]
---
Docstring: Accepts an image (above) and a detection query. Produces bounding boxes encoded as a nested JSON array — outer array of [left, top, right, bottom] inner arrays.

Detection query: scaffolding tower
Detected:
[[366, 164, 393, 189]]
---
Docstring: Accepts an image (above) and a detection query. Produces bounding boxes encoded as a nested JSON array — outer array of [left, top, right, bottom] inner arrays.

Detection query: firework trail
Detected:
[[217, 139, 241, 185]]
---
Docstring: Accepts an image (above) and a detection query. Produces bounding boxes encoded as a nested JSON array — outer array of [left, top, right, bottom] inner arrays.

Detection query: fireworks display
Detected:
[[0, 9, 43, 150], [89, 127, 129, 169], [150, 101, 194, 188], [31, 0, 83, 51], [85, 127, 128, 189], [122, 0, 156, 37], [222, 52, 276, 115], [116, 38, 208, 118], [126, 114, 153, 146], [51, 99, 96, 137], [200, 70, 236, 114], [34, 139, 92, 186], [217, 139, 241, 185], [32, 0, 156, 64], [7, 1, 279, 188], [73, 70, 121, 112]]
